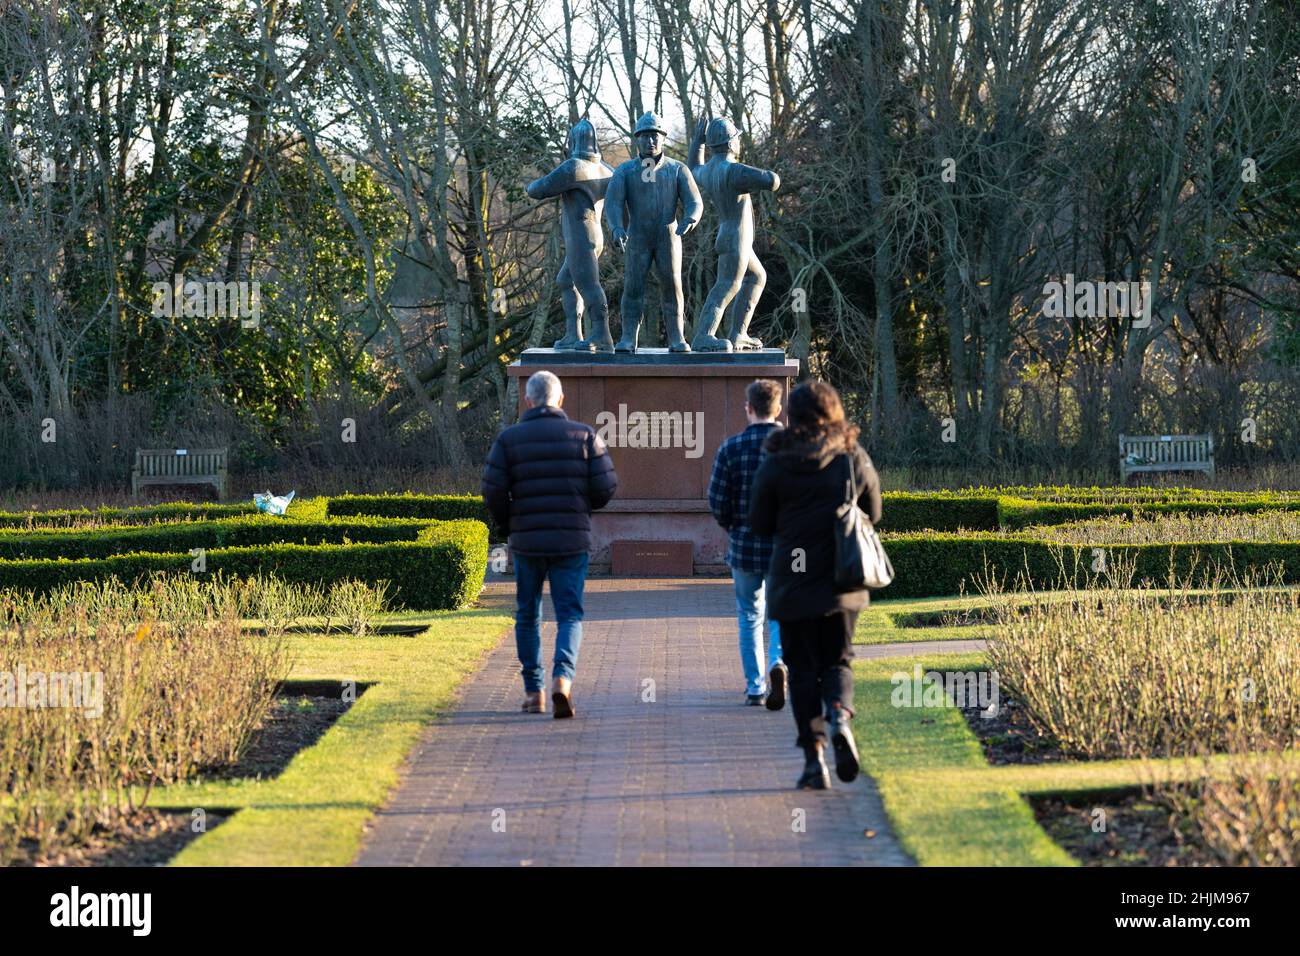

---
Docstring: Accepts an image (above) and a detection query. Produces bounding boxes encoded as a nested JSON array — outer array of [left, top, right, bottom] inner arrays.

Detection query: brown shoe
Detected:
[[521, 691, 546, 714], [551, 676, 575, 719]]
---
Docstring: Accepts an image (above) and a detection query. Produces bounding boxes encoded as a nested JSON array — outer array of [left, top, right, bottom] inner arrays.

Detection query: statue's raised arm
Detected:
[[689, 116, 780, 352], [688, 117, 708, 177], [525, 160, 579, 201]]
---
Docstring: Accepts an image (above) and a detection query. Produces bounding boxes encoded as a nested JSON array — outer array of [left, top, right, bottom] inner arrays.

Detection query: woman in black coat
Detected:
[[748, 381, 883, 790]]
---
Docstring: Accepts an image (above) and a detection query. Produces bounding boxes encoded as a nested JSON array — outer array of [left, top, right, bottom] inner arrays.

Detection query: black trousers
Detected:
[[778, 610, 858, 748]]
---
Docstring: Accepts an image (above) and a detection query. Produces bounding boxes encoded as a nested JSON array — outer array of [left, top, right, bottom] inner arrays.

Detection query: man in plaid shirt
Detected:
[[708, 379, 786, 709]]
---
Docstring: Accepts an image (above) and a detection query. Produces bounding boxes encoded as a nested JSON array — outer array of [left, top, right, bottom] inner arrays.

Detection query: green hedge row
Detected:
[[877, 493, 1001, 532], [884, 489, 1300, 532], [948, 485, 1300, 504], [878, 535, 1300, 598], [327, 490, 994, 535], [9, 485, 1299, 551], [0, 520, 488, 610], [997, 496, 1300, 529], [322, 489, 1300, 534], [0, 516, 431, 561], [417, 520, 490, 608], [327, 494, 499, 536], [0, 501, 258, 529]]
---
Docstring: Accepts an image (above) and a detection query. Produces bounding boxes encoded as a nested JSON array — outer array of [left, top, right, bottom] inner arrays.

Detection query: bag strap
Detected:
[[841, 451, 857, 506]]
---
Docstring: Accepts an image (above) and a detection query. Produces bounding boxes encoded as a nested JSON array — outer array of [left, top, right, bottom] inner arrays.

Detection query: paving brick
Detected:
[[355, 578, 913, 867]]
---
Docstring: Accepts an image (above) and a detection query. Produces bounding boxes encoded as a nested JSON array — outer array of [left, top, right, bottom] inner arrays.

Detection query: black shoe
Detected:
[[829, 708, 860, 783], [765, 663, 787, 711], [796, 745, 831, 790], [746, 693, 766, 706]]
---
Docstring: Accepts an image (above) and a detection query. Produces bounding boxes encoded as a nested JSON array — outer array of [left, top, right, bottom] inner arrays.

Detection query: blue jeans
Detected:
[[514, 552, 588, 693], [732, 568, 783, 696]]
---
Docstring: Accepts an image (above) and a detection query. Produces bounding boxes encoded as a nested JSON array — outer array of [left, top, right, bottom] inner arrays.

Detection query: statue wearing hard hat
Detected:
[[687, 116, 781, 351], [525, 118, 616, 351], [605, 111, 704, 352]]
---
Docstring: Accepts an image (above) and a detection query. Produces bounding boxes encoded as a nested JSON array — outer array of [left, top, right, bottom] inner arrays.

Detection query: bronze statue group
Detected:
[[525, 111, 780, 354]]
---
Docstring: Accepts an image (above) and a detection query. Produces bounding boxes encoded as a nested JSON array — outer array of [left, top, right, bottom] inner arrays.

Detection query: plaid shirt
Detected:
[[708, 422, 781, 573]]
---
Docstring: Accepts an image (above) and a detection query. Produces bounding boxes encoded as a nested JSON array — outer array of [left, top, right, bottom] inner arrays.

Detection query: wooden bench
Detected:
[[131, 447, 228, 500], [1118, 434, 1214, 482]]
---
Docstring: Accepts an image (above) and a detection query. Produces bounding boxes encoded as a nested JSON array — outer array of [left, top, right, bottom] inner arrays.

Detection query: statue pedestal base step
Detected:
[[508, 349, 800, 573]]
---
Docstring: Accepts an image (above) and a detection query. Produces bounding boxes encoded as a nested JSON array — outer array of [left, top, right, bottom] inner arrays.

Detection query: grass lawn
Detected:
[[856, 591, 1092, 644], [856, 599, 996, 645], [851, 651, 1070, 865], [850, 589, 1084, 644], [151, 606, 512, 866], [858, 590, 1136, 645], [851, 644, 1300, 866]]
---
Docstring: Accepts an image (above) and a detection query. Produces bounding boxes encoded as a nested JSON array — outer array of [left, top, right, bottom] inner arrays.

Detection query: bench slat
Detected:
[[131, 447, 228, 501]]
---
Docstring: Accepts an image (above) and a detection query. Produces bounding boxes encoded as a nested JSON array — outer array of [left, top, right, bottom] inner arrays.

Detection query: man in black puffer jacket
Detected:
[[481, 370, 618, 719]]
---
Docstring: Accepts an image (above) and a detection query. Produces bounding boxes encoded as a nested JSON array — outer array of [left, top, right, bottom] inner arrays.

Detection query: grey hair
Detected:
[[525, 370, 563, 407]]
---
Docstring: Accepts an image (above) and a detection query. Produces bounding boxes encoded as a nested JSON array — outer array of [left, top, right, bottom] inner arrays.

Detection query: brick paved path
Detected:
[[356, 578, 914, 866]]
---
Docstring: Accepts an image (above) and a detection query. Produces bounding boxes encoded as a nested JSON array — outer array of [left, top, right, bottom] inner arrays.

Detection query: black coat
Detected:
[[480, 405, 618, 557], [748, 434, 883, 621]]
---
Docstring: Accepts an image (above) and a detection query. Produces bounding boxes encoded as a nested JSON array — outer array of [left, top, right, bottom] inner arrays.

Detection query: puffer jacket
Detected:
[[748, 431, 883, 620], [480, 405, 618, 556]]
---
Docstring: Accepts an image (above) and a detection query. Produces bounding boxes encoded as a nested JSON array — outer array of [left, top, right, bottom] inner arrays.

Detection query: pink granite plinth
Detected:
[[507, 352, 799, 573]]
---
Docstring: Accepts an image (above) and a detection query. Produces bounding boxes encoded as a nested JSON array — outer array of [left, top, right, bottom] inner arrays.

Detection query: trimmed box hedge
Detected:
[[996, 494, 1300, 529], [948, 485, 1251, 502], [416, 520, 490, 608], [0, 497, 346, 529], [958, 485, 1300, 504], [327, 493, 499, 536], [327, 490, 999, 534], [328, 493, 492, 522], [883, 487, 1300, 530], [322, 488, 1300, 535], [877, 493, 1001, 532], [0, 515, 432, 562], [10, 485, 1298, 537], [0, 501, 259, 529], [0, 520, 488, 610], [877, 533, 1300, 598]]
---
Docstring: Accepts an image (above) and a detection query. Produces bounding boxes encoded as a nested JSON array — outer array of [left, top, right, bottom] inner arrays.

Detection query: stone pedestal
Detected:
[[507, 348, 799, 574]]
